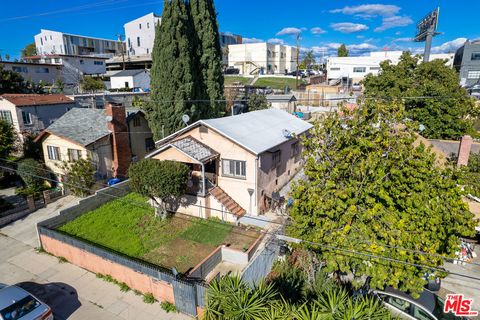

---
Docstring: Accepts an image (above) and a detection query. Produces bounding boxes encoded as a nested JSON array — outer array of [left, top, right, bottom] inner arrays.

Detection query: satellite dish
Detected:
[[105, 115, 113, 122], [182, 114, 190, 125], [282, 129, 292, 138]]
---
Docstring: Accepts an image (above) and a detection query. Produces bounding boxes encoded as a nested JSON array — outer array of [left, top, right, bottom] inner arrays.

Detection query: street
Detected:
[[0, 197, 192, 320]]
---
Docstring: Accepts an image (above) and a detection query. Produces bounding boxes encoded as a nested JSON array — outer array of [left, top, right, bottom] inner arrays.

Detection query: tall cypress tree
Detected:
[[148, 0, 201, 139], [189, 0, 224, 118]]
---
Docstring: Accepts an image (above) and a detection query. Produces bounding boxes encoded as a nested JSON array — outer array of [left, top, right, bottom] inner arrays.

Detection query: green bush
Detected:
[[143, 293, 156, 304], [160, 301, 177, 313]]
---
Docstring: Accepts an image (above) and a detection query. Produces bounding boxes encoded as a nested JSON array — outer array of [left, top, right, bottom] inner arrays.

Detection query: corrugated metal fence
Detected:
[[241, 237, 280, 286]]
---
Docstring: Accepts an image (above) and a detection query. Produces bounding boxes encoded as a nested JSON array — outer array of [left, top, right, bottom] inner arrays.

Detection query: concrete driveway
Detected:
[[0, 197, 192, 320]]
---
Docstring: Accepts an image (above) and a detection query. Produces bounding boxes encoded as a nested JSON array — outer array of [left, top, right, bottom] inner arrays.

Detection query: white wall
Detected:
[[110, 71, 150, 89], [35, 30, 65, 55], [124, 13, 161, 56]]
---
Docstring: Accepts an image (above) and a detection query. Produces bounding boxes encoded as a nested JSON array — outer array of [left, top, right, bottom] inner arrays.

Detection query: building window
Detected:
[[68, 149, 82, 161], [330, 67, 340, 71], [137, 37, 141, 47], [128, 38, 131, 48], [291, 142, 300, 156], [147, 22, 150, 28], [35, 67, 49, 73], [12, 66, 28, 73], [47, 146, 61, 161], [271, 150, 281, 168], [222, 159, 246, 179], [145, 137, 155, 151], [0, 110, 13, 124], [139, 23, 142, 29], [54, 58, 61, 63], [370, 67, 380, 70], [467, 71, 480, 79], [22, 111, 32, 125], [471, 52, 480, 61], [353, 67, 366, 73], [146, 48, 149, 54], [133, 116, 141, 127], [125, 82, 129, 88], [94, 61, 104, 65], [79, 60, 84, 64], [50, 35, 52, 40], [40, 38, 43, 46]]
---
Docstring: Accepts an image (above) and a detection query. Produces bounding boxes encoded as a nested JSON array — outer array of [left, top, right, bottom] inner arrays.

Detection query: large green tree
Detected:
[[190, 0, 224, 118], [148, 0, 201, 139], [299, 50, 316, 69], [21, 43, 37, 58], [0, 119, 16, 159], [57, 158, 96, 197], [287, 101, 477, 297], [362, 52, 477, 139], [0, 65, 42, 94], [337, 44, 348, 57]]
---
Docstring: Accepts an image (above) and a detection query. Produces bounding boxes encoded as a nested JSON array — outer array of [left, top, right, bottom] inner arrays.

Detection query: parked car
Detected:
[[351, 83, 362, 91], [224, 67, 240, 75], [132, 87, 144, 93], [373, 287, 465, 320], [286, 70, 307, 78], [0, 284, 53, 320]]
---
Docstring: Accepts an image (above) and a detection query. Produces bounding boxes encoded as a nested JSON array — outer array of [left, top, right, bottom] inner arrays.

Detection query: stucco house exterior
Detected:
[[110, 69, 150, 90], [0, 94, 77, 140], [147, 109, 312, 222], [35, 103, 153, 181]]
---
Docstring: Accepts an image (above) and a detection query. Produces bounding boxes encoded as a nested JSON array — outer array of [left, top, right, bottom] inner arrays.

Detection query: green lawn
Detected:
[[255, 77, 305, 90], [58, 193, 257, 273], [224, 76, 251, 86]]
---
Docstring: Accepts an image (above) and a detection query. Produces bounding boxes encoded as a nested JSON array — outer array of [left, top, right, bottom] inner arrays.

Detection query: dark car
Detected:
[[224, 67, 240, 75], [373, 287, 466, 320], [0, 285, 53, 320]]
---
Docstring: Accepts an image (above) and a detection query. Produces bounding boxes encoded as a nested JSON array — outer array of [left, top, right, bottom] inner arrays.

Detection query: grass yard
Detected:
[[58, 193, 259, 274], [255, 77, 305, 90], [224, 76, 252, 86]]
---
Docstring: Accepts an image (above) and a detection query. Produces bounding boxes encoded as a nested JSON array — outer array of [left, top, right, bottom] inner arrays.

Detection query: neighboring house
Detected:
[[126, 108, 155, 160], [454, 40, 480, 87], [327, 51, 454, 82], [228, 42, 298, 75], [35, 103, 153, 181], [0, 94, 76, 139], [110, 70, 150, 89], [124, 13, 161, 56], [34, 29, 123, 56], [266, 94, 297, 113], [0, 61, 63, 85], [220, 32, 242, 66], [147, 109, 312, 222]]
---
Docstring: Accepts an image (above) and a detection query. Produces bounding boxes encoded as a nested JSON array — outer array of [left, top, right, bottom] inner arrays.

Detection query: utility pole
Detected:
[[295, 33, 300, 90], [423, 28, 434, 63], [116, 34, 126, 70]]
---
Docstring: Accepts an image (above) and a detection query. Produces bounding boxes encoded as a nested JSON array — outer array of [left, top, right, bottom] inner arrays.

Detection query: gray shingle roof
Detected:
[[266, 94, 297, 102], [46, 108, 110, 146], [111, 69, 147, 77], [171, 136, 218, 162], [427, 139, 480, 157]]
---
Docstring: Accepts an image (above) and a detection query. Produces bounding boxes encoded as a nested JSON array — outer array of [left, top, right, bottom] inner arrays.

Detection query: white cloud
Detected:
[[357, 35, 365, 39], [267, 38, 285, 45], [311, 27, 327, 35], [395, 31, 402, 35], [242, 37, 264, 44], [331, 22, 368, 33], [431, 38, 467, 53], [375, 16, 413, 32], [393, 37, 413, 42], [276, 27, 302, 36], [330, 4, 400, 18], [347, 43, 377, 51]]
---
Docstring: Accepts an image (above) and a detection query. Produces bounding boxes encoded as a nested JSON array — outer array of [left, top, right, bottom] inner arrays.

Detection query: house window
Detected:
[[353, 67, 366, 73], [145, 137, 155, 151], [54, 58, 61, 63], [128, 38, 131, 48], [147, 22, 150, 28], [47, 146, 61, 161], [137, 37, 141, 47], [139, 23, 142, 29], [370, 67, 380, 70], [146, 48, 149, 54], [0, 110, 13, 124], [471, 52, 480, 61], [40, 38, 43, 46], [330, 67, 340, 71], [222, 159, 246, 179], [22, 111, 32, 125], [133, 116, 141, 127], [79, 60, 84, 64], [468, 71, 480, 79], [12, 66, 28, 73], [68, 149, 82, 161], [272, 150, 281, 168], [35, 67, 49, 73], [125, 82, 129, 88], [291, 142, 300, 156], [94, 61, 103, 65]]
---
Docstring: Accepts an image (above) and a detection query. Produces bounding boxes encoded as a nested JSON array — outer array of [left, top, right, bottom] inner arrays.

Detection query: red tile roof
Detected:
[[0, 94, 75, 106]]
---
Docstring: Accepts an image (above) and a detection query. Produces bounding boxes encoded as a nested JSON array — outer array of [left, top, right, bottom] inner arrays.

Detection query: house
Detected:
[[0, 61, 63, 85], [35, 103, 153, 180], [454, 40, 480, 87], [266, 94, 297, 113], [110, 70, 150, 90], [34, 29, 123, 56], [124, 13, 161, 56], [0, 94, 77, 139], [147, 109, 313, 222], [228, 43, 298, 75]]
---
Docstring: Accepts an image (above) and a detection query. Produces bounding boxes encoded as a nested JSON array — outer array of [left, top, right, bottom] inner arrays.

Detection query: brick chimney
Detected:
[[457, 135, 472, 167], [105, 102, 132, 178]]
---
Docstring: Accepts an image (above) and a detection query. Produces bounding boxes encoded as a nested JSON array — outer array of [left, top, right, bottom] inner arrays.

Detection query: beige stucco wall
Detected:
[[0, 100, 21, 133], [41, 133, 113, 180], [128, 113, 153, 161], [153, 146, 197, 164]]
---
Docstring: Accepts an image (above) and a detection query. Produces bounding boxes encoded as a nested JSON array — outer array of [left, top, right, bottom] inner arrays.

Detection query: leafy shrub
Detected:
[[143, 293, 156, 304], [160, 301, 177, 313]]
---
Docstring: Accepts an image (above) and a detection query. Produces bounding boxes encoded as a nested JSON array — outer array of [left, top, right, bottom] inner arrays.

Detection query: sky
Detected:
[[1, 0, 479, 60]]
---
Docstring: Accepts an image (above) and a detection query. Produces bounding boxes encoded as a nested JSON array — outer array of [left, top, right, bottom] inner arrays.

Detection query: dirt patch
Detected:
[[143, 238, 216, 274], [224, 227, 260, 251]]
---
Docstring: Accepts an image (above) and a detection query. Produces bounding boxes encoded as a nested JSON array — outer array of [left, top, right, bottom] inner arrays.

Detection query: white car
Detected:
[[0, 285, 53, 320]]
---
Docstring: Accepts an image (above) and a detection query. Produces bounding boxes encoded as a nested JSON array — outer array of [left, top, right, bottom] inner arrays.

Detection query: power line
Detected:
[[3, 163, 480, 281]]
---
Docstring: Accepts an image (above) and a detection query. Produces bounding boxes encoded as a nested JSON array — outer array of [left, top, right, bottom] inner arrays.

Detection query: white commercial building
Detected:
[[124, 13, 161, 56], [34, 29, 123, 57], [228, 43, 298, 75], [327, 51, 454, 82], [110, 69, 150, 89]]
